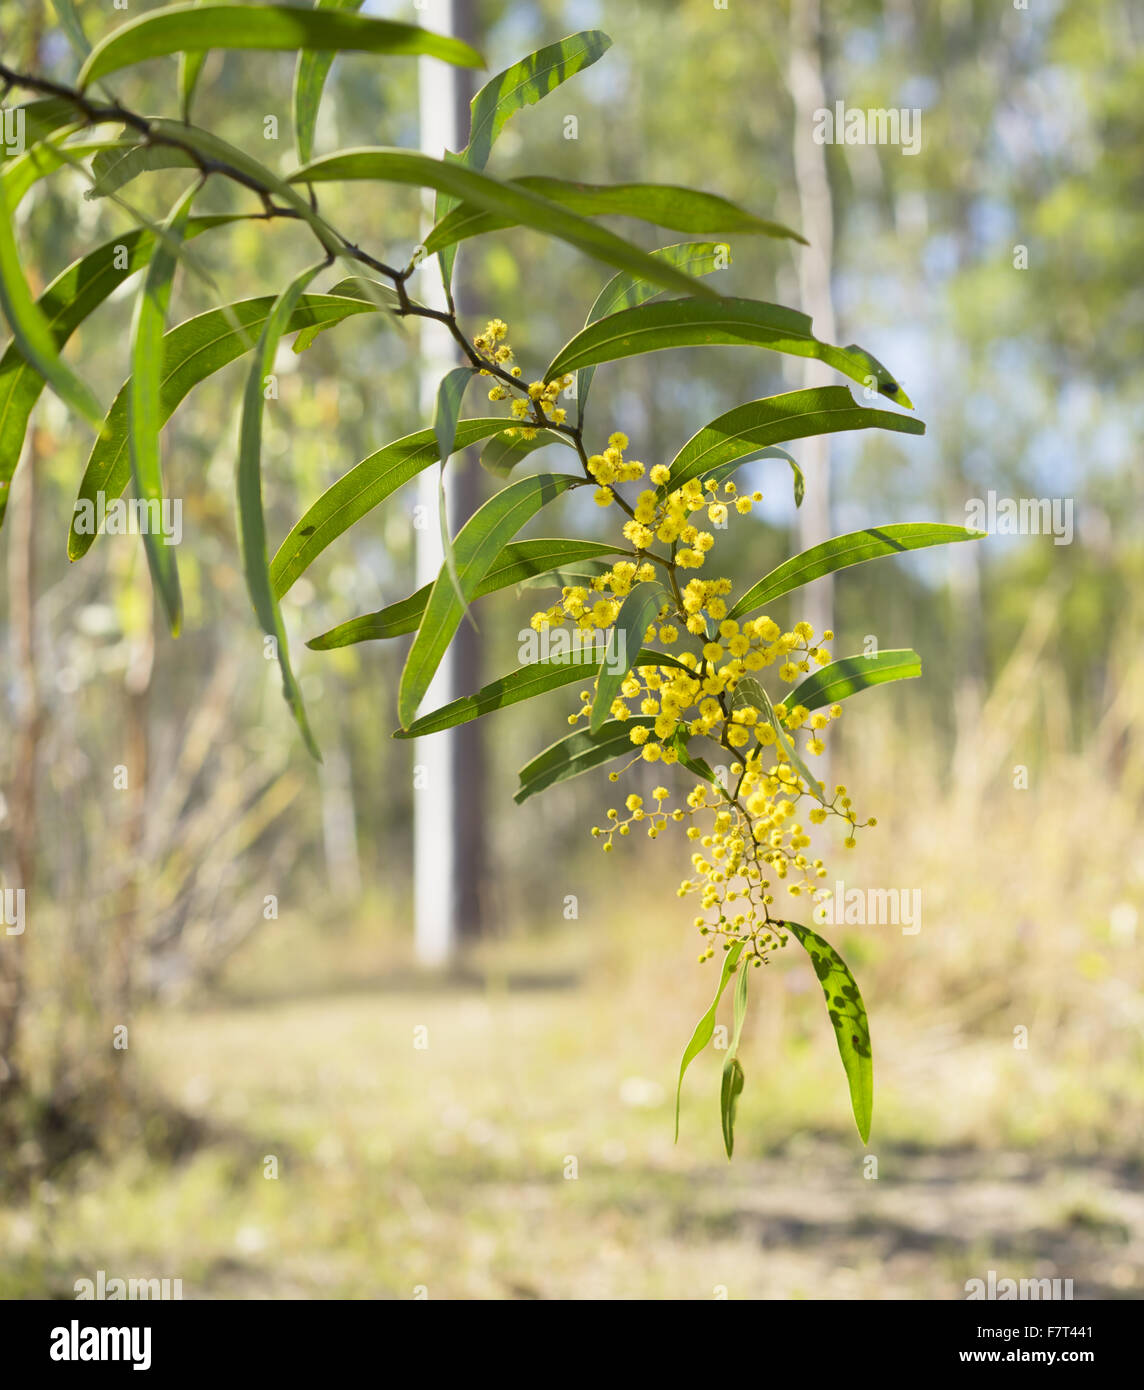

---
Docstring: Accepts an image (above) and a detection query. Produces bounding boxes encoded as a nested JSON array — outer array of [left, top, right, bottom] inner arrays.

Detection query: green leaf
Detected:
[[786, 921, 873, 1144], [513, 716, 655, 805], [398, 473, 584, 728], [514, 556, 614, 591], [85, 142, 198, 200], [50, 0, 92, 57], [1, 138, 117, 208], [465, 31, 612, 172], [127, 183, 198, 636], [675, 939, 745, 1141], [236, 260, 325, 760], [576, 241, 730, 421], [433, 365, 477, 614], [547, 298, 912, 407], [178, 0, 208, 121], [271, 417, 515, 598], [292, 275, 402, 351], [720, 960, 750, 1158], [426, 179, 805, 257], [306, 537, 618, 649], [3, 100, 78, 158], [69, 290, 376, 559], [589, 581, 669, 733], [0, 217, 239, 534], [78, 2, 483, 86], [788, 649, 922, 713], [670, 724, 718, 786], [732, 675, 827, 806], [728, 523, 986, 621], [0, 172, 104, 430], [435, 30, 612, 291], [396, 646, 679, 739], [290, 150, 722, 300], [479, 427, 572, 479], [293, 0, 366, 166], [662, 387, 925, 495]]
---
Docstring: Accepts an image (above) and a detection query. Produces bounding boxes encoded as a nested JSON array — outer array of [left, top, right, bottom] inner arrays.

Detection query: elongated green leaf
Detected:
[[577, 241, 730, 421], [728, 523, 985, 621], [237, 261, 324, 759], [399, 473, 584, 727], [426, 178, 805, 256], [515, 556, 614, 591], [0, 174, 103, 429], [436, 30, 612, 290], [271, 417, 515, 598], [788, 649, 922, 713], [479, 426, 572, 479], [548, 298, 912, 407], [291, 150, 721, 300], [514, 715, 655, 805], [292, 275, 402, 351], [786, 921, 873, 1143], [466, 31, 612, 171], [3, 138, 130, 207], [732, 674, 827, 805], [128, 183, 198, 636], [78, 3, 483, 86], [0, 217, 239, 533], [2, 100, 78, 158], [433, 365, 477, 613], [85, 142, 197, 200], [178, 1, 208, 121], [69, 291, 376, 559], [51, 0, 92, 56], [396, 646, 682, 739], [590, 581, 669, 732], [663, 387, 925, 495], [671, 724, 718, 786], [306, 537, 618, 649], [293, 0, 366, 165], [721, 960, 750, 1158], [675, 939, 745, 1140]]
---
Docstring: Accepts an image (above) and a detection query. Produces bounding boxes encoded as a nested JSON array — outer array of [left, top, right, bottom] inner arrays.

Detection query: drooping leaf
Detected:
[[732, 675, 827, 806], [293, 0, 366, 166], [306, 537, 618, 649], [513, 716, 656, 806], [576, 241, 730, 421], [236, 260, 325, 760], [398, 473, 584, 728], [0, 217, 239, 533], [662, 387, 925, 495], [292, 275, 403, 351], [2, 138, 122, 208], [69, 291, 376, 559], [395, 646, 682, 739], [85, 142, 198, 200], [479, 426, 572, 479], [290, 151, 722, 300], [3, 100, 78, 157], [720, 960, 750, 1158], [271, 417, 518, 598], [178, 1, 208, 121], [589, 581, 669, 732], [0, 171, 104, 429], [788, 649, 922, 713], [436, 30, 613, 290], [78, 3, 483, 86], [674, 939, 745, 1140], [127, 182, 198, 636], [433, 365, 477, 613], [426, 178, 805, 256], [785, 921, 873, 1144], [727, 523, 986, 621], [465, 31, 612, 172], [547, 298, 912, 407]]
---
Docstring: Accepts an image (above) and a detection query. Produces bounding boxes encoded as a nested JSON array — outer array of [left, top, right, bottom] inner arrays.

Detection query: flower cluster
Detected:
[[474, 329, 876, 970], [473, 317, 573, 438]]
